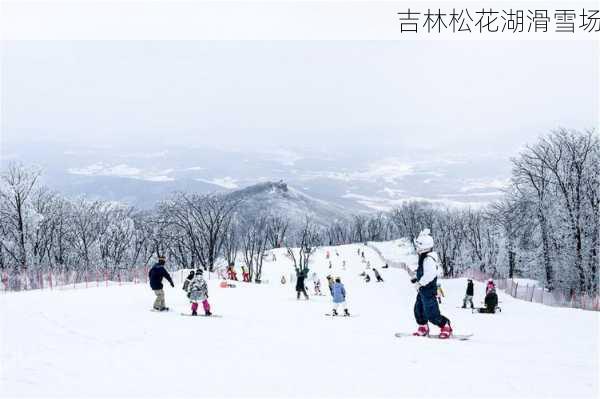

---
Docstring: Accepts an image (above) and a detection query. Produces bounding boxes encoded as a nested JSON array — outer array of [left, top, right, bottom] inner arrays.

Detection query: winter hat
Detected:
[[196, 268, 204, 275], [414, 229, 434, 253]]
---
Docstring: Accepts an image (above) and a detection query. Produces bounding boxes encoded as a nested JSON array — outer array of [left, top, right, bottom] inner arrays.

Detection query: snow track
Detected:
[[1, 242, 598, 398]]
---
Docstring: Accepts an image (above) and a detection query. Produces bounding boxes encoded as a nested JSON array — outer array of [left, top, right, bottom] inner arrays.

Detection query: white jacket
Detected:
[[418, 251, 440, 287]]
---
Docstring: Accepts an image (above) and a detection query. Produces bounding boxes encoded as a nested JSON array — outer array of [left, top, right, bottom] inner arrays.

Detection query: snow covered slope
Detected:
[[1, 242, 598, 398]]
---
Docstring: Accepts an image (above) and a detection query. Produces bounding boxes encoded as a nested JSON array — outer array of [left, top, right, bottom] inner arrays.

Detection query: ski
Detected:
[[394, 332, 473, 341]]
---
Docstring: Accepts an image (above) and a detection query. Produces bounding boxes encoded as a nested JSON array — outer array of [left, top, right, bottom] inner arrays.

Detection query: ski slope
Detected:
[[1, 242, 598, 398]]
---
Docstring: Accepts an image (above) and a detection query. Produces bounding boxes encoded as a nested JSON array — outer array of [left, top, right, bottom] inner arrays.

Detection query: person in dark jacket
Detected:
[[477, 288, 499, 313], [373, 268, 384, 282], [149, 256, 174, 311], [295, 268, 309, 300], [411, 229, 452, 338], [462, 279, 475, 308]]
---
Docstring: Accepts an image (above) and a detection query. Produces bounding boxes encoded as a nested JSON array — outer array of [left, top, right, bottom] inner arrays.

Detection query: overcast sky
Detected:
[[1, 40, 598, 158]]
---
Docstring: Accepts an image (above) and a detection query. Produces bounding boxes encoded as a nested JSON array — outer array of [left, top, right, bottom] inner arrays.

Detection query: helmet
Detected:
[[196, 268, 204, 275], [488, 278, 493, 283], [414, 229, 434, 253]]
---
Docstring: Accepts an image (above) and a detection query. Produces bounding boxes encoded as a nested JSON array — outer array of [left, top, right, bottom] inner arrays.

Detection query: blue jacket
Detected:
[[332, 282, 346, 303], [149, 263, 174, 290]]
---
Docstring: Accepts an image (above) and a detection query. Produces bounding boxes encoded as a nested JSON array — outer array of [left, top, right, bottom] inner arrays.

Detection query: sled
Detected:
[[394, 332, 473, 341]]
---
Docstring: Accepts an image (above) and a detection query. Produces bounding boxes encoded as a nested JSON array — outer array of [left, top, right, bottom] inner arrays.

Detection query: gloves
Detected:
[[170, 282, 175, 288]]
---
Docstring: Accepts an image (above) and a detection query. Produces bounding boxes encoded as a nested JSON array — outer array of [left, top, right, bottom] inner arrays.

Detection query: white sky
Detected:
[[2, 39, 597, 156]]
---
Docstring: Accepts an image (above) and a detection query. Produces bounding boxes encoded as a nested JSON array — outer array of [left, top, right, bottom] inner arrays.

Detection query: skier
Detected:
[[462, 279, 475, 309], [364, 273, 371, 283], [410, 229, 453, 339], [326, 251, 330, 259], [331, 277, 350, 316], [281, 275, 286, 284], [486, 279, 496, 295], [295, 268, 309, 300], [148, 255, 174, 311], [342, 260, 346, 270], [477, 287, 499, 313], [328, 260, 332, 269], [436, 283, 445, 304], [186, 269, 212, 316], [382, 263, 389, 269], [373, 268, 384, 282]]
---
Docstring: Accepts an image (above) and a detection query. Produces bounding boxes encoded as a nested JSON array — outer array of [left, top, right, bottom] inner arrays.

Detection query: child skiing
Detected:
[[185, 269, 212, 316], [410, 229, 453, 339], [436, 283, 445, 304], [331, 277, 350, 316]]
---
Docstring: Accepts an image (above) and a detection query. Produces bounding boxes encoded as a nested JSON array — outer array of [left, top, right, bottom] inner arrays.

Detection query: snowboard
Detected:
[[325, 313, 357, 317], [150, 308, 170, 312], [394, 332, 473, 341], [180, 313, 222, 318]]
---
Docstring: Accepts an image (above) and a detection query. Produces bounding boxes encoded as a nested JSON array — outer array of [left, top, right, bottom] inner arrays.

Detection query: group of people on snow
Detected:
[[461, 278, 500, 313], [147, 228, 500, 333]]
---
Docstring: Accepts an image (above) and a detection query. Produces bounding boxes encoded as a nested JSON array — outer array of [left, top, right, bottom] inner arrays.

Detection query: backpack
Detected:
[[426, 252, 444, 278]]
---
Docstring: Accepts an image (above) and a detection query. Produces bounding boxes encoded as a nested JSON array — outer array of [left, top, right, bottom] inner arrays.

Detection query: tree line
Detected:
[[1, 128, 598, 293]]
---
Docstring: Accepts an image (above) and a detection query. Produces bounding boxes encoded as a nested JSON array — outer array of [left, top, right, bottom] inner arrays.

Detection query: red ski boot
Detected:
[[412, 324, 429, 336], [439, 323, 453, 339]]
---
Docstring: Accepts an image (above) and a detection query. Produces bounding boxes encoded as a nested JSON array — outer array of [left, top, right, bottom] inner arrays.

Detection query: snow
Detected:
[[1, 242, 598, 398]]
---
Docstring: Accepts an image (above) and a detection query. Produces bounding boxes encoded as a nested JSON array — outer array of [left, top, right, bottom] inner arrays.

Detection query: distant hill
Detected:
[[226, 181, 351, 227]]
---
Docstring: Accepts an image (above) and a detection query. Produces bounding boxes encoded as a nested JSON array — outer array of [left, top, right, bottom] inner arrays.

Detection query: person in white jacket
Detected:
[[410, 229, 452, 339]]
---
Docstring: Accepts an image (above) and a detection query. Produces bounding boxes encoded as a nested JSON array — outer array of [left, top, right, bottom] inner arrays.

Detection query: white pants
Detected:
[[333, 301, 347, 310]]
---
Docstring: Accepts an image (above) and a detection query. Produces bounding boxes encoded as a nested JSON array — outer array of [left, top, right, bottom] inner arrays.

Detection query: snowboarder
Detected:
[[326, 275, 334, 296], [331, 277, 350, 316], [486, 279, 496, 295], [311, 272, 322, 295], [241, 266, 250, 282], [186, 269, 212, 316], [462, 279, 475, 309], [476, 288, 499, 314], [436, 283, 445, 304], [382, 263, 389, 269], [148, 255, 174, 311], [410, 229, 453, 339], [295, 268, 309, 300], [361, 251, 365, 259], [227, 264, 238, 281], [373, 268, 384, 282]]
